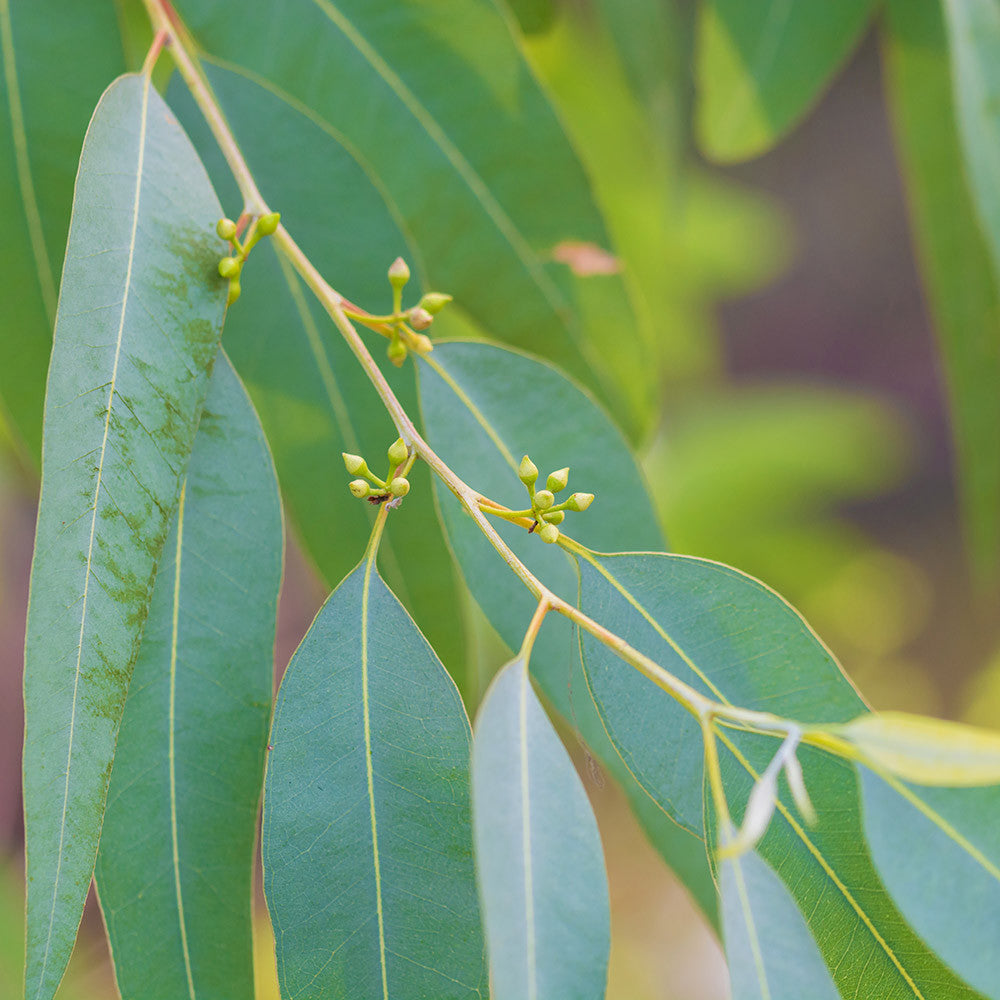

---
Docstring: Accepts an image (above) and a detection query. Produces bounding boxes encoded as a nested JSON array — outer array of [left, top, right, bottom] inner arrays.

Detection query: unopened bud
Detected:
[[387, 438, 408, 466], [218, 256, 240, 278], [419, 292, 453, 315], [545, 510, 565, 524], [534, 490, 555, 510], [519, 455, 538, 486], [539, 523, 560, 544], [389, 476, 410, 497], [388, 256, 410, 289], [566, 492, 594, 512], [546, 467, 569, 493], [343, 453, 368, 477], [349, 479, 370, 499], [257, 211, 280, 236], [227, 280, 241, 305], [410, 333, 433, 354], [387, 339, 408, 367], [409, 307, 434, 331], [216, 218, 237, 241]]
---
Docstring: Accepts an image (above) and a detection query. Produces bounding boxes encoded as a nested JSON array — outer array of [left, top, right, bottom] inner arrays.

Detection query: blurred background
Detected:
[[2, 1, 998, 997]]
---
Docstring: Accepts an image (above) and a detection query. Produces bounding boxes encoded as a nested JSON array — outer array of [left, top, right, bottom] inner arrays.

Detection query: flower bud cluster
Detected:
[[342, 438, 412, 506], [517, 454, 595, 544], [216, 212, 281, 305]]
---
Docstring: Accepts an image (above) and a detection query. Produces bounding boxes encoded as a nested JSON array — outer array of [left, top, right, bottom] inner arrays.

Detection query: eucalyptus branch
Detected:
[[143, 0, 841, 750]]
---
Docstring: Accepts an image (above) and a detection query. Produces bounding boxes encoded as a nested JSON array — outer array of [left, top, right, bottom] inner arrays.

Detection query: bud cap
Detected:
[[388, 256, 410, 289], [343, 453, 368, 476], [218, 256, 240, 278], [546, 467, 570, 493], [567, 492, 595, 512], [387, 438, 408, 466], [216, 218, 237, 241], [409, 307, 433, 331], [349, 479, 370, 499], [419, 292, 453, 315], [539, 523, 560, 544], [257, 211, 280, 235], [389, 477, 410, 498], [534, 490, 555, 511], [518, 455, 538, 486]]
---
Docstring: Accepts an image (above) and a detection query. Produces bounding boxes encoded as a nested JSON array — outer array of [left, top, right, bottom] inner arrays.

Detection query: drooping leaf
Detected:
[[719, 848, 839, 1000], [0, 0, 126, 461], [169, 66, 470, 693], [21, 73, 227, 1000], [883, 0, 1000, 578], [859, 769, 1000, 998], [262, 555, 487, 999], [472, 656, 609, 999], [416, 341, 719, 923], [169, 0, 655, 440], [94, 354, 282, 1000], [834, 711, 1000, 785], [695, 0, 876, 162], [575, 550, 980, 998]]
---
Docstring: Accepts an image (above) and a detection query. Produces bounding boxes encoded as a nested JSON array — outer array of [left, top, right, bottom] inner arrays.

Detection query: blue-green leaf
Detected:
[[263, 556, 486, 999], [472, 656, 609, 999], [859, 770, 1000, 998], [21, 73, 227, 1000], [94, 354, 282, 1000]]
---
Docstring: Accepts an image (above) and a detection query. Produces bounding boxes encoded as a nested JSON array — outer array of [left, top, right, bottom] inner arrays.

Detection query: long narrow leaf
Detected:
[[94, 354, 282, 1000], [263, 555, 486, 998], [472, 656, 609, 999], [22, 73, 227, 1000]]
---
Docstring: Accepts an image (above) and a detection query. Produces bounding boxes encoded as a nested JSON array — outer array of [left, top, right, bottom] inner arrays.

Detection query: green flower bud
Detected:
[[545, 510, 565, 524], [534, 489, 555, 510], [410, 333, 433, 354], [227, 280, 241, 306], [566, 492, 594, 512], [343, 453, 369, 477], [539, 523, 560, 544], [257, 211, 280, 236], [388, 256, 410, 289], [218, 256, 240, 278], [419, 292, 453, 315], [519, 455, 538, 486], [409, 307, 434, 331], [349, 479, 370, 499], [546, 467, 570, 493], [389, 476, 410, 497], [387, 438, 408, 466], [216, 218, 237, 241], [387, 339, 408, 367]]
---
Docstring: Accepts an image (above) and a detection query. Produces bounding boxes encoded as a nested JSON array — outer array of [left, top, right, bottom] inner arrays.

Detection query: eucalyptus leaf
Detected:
[[94, 354, 282, 1000], [576, 550, 980, 998], [416, 342, 719, 921], [859, 769, 1000, 998], [169, 0, 654, 439], [170, 65, 470, 693], [0, 0, 126, 461], [720, 848, 839, 1000], [21, 73, 227, 1000], [695, 0, 876, 162], [883, 0, 1000, 578], [263, 555, 487, 999], [472, 656, 609, 1000]]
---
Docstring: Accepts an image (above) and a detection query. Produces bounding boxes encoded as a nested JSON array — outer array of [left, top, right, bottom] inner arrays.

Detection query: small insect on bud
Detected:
[[419, 292, 453, 315], [534, 490, 555, 510], [566, 492, 595, 512], [387, 256, 410, 290], [343, 453, 369, 477], [389, 476, 410, 498], [349, 479, 371, 499], [539, 523, 560, 544], [409, 307, 434, 331], [216, 218, 238, 241], [387, 339, 408, 367], [257, 211, 280, 236], [519, 455, 538, 486], [387, 438, 408, 466], [218, 256, 240, 279], [545, 510, 565, 524], [227, 281, 241, 305], [546, 467, 570, 493]]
